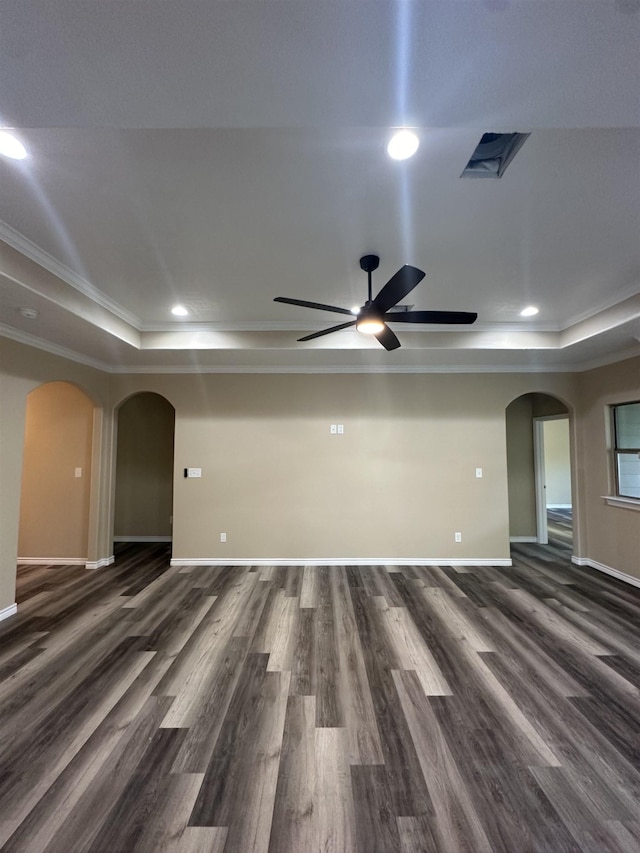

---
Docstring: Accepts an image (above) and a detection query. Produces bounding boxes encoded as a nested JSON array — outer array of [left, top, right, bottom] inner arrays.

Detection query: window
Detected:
[[613, 402, 640, 500]]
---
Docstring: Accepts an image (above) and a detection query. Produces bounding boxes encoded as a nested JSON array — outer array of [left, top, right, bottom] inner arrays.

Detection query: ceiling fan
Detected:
[[274, 255, 478, 350]]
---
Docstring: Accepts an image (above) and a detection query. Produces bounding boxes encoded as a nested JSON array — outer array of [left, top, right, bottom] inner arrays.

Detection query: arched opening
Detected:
[[113, 392, 176, 551], [18, 381, 96, 564], [505, 392, 573, 551]]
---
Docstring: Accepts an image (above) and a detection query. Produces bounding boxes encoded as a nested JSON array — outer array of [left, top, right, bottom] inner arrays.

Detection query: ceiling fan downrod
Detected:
[[359, 254, 379, 305]]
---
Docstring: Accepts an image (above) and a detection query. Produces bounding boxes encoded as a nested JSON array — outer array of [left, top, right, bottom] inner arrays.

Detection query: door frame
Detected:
[[533, 414, 571, 545], [533, 418, 548, 544]]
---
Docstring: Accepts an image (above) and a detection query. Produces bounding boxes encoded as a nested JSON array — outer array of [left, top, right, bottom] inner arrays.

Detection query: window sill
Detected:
[[602, 495, 640, 511]]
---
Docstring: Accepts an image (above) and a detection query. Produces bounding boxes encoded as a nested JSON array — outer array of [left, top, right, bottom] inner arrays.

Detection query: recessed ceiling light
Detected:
[[171, 304, 189, 317], [0, 130, 28, 160], [520, 305, 539, 317], [387, 129, 419, 161]]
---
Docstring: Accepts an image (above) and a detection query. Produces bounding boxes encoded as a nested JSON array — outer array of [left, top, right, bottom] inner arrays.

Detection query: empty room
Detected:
[[1, 2, 639, 851]]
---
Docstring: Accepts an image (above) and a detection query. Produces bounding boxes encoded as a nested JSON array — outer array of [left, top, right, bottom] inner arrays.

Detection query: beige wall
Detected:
[[2, 333, 637, 613], [575, 354, 640, 581], [111, 372, 576, 563], [544, 418, 572, 507], [19, 382, 94, 559], [531, 393, 570, 418], [114, 393, 175, 538], [0, 338, 110, 611]]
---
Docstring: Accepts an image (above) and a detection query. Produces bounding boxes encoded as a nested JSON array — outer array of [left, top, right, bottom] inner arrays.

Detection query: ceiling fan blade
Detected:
[[375, 324, 401, 351], [372, 265, 425, 314], [274, 297, 353, 316], [297, 320, 357, 342], [387, 310, 478, 325]]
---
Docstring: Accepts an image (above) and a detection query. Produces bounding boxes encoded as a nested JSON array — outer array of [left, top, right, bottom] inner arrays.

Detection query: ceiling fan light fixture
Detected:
[[387, 129, 419, 161], [356, 315, 385, 335]]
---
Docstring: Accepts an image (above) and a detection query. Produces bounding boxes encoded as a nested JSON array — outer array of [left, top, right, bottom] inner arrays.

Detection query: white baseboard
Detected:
[[113, 536, 172, 543], [571, 556, 640, 589], [18, 556, 116, 570], [510, 536, 538, 543], [170, 557, 513, 568], [85, 556, 115, 570], [0, 603, 17, 622], [17, 557, 86, 566]]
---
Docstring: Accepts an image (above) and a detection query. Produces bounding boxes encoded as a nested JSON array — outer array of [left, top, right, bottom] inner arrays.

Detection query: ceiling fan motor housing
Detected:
[[358, 301, 380, 319], [359, 255, 380, 273]]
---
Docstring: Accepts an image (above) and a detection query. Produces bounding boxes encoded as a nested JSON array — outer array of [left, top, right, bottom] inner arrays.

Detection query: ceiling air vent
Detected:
[[461, 132, 530, 178]]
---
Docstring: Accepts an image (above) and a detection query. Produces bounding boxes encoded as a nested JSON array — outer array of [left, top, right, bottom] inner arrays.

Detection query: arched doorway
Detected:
[[505, 392, 573, 549], [113, 392, 175, 548], [18, 381, 95, 563]]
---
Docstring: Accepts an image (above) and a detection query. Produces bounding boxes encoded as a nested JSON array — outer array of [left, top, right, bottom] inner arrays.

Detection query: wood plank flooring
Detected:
[[548, 507, 573, 549], [1, 539, 639, 852]]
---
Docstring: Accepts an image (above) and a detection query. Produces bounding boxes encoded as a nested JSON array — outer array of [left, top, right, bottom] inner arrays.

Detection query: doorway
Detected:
[[18, 381, 95, 563], [506, 392, 573, 548], [113, 392, 175, 546], [534, 416, 572, 548]]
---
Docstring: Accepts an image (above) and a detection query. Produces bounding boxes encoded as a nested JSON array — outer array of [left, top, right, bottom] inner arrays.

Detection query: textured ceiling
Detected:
[[1, 0, 639, 372]]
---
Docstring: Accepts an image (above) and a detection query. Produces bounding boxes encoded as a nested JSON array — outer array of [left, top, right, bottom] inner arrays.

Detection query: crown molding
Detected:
[[138, 319, 565, 334], [3, 219, 638, 339], [0, 322, 111, 372], [3, 320, 638, 376], [0, 220, 141, 328], [2, 222, 639, 376], [574, 344, 640, 373], [110, 363, 576, 375], [559, 279, 640, 331]]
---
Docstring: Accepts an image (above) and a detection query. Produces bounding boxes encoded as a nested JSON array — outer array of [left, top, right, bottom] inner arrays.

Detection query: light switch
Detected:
[[475, 467, 483, 478], [330, 424, 337, 434], [74, 467, 82, 478], [337, 424, 344, 434]]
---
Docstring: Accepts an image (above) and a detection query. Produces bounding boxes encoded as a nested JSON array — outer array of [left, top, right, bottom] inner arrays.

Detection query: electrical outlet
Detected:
[[187, 467, 202, 478], [454, 532, 462, 543], [475, 467, 483, 478], [337, 424, 344, 434]]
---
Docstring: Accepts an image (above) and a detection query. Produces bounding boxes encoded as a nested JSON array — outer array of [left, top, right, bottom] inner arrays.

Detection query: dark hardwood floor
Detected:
[[548, 507, 573, 550], [1, 537, 640, 852]]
